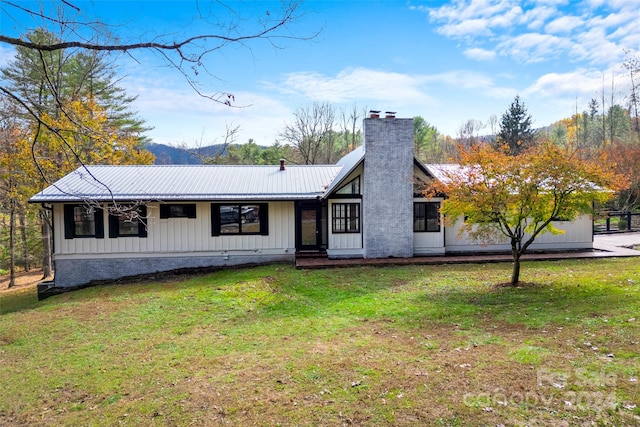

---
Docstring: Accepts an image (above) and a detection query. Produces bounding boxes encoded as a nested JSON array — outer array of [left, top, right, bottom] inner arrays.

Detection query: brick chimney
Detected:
[[362, 114, 413, 258]]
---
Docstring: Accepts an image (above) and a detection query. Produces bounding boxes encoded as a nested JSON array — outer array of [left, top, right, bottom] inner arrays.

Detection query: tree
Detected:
[[280, 102, 336, 165], [197, 123, 240, 165], [0, 108, 40, 287], [605, 141, 640, 212], [623, 49, 640, 137], [226, 140, 263, 165], [496, 95, 536, 155], [1, 1, 308, 177], [1, 1, 308, 278], [413, 116, 440, 163], [339, 104, 364, 154], [2, 29, 148, 136], [457, 118, 484, 149], [425, 142, 624, 286]]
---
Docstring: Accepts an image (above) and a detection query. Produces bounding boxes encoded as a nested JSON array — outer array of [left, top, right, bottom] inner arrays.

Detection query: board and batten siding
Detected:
[[413, 197, 445, 255], [54, 201, 296, 256], [444, 214, 593, 252], [326, 198, 363, 258]]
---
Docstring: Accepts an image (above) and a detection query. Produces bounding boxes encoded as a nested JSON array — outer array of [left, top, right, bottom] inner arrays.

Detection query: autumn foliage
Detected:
[[425, 142, 626, 285], [1, 98, 153, 286]]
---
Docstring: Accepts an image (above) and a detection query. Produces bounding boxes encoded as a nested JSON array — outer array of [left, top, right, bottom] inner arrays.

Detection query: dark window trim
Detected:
[[332, 202, 360, 234], [108, 205, 148, 238], [159, 203, 197, 219], [414, 202, 441, 233], [331, 193, 363, 200], [336, 176, 361, 196], [211, 203, 269, 236], [63, 204, 104, 239]]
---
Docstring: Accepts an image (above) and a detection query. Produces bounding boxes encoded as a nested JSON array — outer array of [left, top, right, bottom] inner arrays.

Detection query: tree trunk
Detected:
[[510, 239, 521, 286], [19, 210, 29, 272], [41, 208, 53, 279], [511, 256, 521, 286], [8, 201, 16, 288]]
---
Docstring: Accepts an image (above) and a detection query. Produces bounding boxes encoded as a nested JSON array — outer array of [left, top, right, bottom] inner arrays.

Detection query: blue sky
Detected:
[[2, 0, 640, 147]]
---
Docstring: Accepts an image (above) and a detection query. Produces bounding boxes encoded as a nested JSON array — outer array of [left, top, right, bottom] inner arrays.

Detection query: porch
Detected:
[[295, 232, 640, 269]]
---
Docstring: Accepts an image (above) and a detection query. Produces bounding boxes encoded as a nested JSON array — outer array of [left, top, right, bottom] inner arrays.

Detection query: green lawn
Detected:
[[1, 259, 639, 426]]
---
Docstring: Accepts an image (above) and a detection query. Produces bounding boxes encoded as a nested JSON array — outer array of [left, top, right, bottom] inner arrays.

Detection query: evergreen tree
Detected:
[[1, 28, 149, 141], [497, 95, 536, 155]]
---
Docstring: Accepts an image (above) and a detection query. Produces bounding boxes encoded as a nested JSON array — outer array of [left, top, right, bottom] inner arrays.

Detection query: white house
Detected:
[[30, 114, 594, 292]]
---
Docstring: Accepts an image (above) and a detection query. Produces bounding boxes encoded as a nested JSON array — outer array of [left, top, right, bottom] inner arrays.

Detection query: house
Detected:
[[30, 114, 594, 291]]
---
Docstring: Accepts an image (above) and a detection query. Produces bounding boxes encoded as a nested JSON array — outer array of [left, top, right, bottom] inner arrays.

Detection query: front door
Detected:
[[296, 202, 323, 251]]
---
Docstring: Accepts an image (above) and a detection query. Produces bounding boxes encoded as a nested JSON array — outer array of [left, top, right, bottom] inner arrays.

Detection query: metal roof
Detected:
[[322, 146, 365, 198], [30, 164, 343, 203], [423, 164, 467, 184]]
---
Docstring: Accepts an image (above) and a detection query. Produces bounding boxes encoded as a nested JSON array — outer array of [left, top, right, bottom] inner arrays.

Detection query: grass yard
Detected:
[[0, 259, 639, 426]]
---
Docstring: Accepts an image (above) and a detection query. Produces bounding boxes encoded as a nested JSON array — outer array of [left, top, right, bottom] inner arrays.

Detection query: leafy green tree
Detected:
[[497, 95, 536, 155], [2, 29, 149, 142], [261, 142, 294, 165], [226, 140, 264, 165], [413, 116, 440, 162]]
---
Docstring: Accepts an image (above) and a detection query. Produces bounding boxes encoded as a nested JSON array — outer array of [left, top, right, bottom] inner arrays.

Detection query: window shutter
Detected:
[[94, 207, 104, 239], [108, 211, 119, 238], [63, 205, 75, 239], [211, 204, 221, 236], [259, 203, 269, 235], [138, 205, 148, 238], [159, 204, 170, 219], [186, 204, 197, 218]]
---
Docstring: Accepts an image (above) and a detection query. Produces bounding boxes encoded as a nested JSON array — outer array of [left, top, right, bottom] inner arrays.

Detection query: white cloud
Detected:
[[268, 68, 435, 105], [524, 68, 604, 98], [464, 47, 497, 61], [429, 0, 516, 22], [121, 73, 291, 146], [497, 33, 573, 63], [424, 0, 640, 68], [573, 27, 624, 64], [521, 5, 557, 30], [545, 15, 584, 34], [436, 18, 493, 39]]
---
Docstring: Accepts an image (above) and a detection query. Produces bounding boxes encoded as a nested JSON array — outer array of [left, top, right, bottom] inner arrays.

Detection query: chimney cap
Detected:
[[279, 158, 286, 171], [385, 111, 396, 118], [369, 110, 381, 118]]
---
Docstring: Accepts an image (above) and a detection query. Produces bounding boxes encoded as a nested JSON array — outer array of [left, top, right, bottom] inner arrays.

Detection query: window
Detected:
[[63, 204, 104, 239], [414, 202, 440, 232], [108, 205, 148, 238], [159, 203, 196, 219], [332, 203, 360, 233], [211, 204, 268, 236], [336, 176, 360, 195]]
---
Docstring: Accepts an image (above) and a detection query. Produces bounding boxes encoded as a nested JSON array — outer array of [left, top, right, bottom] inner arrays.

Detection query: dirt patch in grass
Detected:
[[173, 319, 615, 426], [0, 270, 50, 293]]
